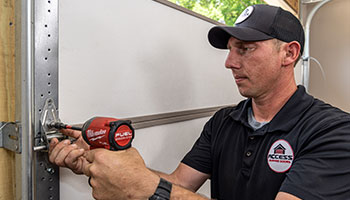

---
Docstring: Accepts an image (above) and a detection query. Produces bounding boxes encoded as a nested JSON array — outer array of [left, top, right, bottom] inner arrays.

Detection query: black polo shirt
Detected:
[[182, 86, 350, 200]]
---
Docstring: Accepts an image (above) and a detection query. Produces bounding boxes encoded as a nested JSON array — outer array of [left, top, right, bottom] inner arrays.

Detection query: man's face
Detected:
[[225, 37, 285, 99]]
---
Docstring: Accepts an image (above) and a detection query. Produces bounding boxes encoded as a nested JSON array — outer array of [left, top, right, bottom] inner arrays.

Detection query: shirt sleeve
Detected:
[[279, 119, 350, 200], [181, 116, 213, 174], [181, 107, 232, 175]]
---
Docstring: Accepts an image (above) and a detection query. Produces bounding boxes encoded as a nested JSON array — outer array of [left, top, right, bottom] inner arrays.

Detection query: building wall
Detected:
[[0, 0, 16, 199]]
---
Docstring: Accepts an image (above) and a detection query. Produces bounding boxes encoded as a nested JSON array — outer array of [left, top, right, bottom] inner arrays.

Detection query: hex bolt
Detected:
[[46, 168, 55, 174]]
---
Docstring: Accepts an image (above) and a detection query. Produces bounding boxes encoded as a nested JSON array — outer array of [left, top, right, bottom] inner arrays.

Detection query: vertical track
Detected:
[[33, 0, 59, 199], [21, 0, 34, 198]]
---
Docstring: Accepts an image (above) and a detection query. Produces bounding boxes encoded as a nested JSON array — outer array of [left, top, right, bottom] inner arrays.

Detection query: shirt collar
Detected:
[[229, 98, 252, 128], [229, 85, 314, 133]]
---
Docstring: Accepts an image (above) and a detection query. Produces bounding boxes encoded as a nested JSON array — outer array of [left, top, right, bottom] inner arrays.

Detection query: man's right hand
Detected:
[[48, 129, 90, 174]]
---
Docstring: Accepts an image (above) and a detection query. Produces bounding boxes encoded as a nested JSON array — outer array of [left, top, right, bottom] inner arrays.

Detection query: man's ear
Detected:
[[282, 41, 301, 66]]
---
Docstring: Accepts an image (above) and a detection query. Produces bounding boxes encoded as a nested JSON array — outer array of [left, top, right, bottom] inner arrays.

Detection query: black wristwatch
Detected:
[[149, 178, 172, 200]]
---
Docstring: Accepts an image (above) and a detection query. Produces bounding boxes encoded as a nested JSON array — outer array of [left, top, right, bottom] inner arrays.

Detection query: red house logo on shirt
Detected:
[[274, 144, 286, 154]]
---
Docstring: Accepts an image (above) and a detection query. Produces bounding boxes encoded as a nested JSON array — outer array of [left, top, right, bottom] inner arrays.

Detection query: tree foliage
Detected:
[[168, 0, 265, 25]]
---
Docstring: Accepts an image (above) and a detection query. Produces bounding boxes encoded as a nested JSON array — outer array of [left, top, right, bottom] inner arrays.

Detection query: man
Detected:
[[49, 4, 350, 200]]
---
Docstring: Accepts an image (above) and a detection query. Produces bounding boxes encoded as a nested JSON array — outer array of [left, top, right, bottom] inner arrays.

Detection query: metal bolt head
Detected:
[[46, 168, 55, 174]]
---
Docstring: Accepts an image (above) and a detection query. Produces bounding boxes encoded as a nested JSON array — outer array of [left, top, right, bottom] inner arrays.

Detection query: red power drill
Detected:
[[49, 117, 134, 150]]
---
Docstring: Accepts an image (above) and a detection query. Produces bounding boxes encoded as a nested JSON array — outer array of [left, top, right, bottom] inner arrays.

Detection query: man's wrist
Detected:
[[149, 178, 172, 200]]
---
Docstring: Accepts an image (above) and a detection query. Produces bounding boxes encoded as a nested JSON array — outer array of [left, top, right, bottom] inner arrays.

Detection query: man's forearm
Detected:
[[150, 169, 210, 199], [170, 184, 209, 200], [151, 169, 178, 184]]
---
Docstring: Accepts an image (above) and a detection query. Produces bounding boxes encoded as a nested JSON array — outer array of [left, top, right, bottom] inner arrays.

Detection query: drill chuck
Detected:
[[48, 122, 82, 131]]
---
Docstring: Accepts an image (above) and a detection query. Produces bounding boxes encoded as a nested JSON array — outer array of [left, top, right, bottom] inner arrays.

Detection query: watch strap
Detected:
[[149, 178, 172, 200]]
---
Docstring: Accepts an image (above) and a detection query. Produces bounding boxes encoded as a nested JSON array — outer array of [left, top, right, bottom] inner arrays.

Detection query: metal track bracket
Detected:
[[33, 98, 65, 152], [0, 121, 21, 153]]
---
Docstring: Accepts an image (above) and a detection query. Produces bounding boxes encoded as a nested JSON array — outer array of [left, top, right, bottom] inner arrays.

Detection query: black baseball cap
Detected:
[[208, 4, 305, 54]]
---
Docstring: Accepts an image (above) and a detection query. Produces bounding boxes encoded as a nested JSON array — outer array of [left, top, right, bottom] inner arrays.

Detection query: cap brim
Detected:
[[208, 26, 274, 49]]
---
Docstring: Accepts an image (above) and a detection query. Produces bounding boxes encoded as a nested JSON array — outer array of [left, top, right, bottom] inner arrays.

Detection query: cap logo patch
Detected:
[[267, 139, 294, 173], [235, 6, 254, 24]]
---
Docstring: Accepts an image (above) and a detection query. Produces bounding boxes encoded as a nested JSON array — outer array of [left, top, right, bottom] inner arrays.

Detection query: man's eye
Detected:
[[243, 46, 255, 51], [238, 46, 255, 54]]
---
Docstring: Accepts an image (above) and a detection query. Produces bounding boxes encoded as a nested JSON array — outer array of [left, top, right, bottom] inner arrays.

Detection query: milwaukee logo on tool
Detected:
[[87, 129, 107, 138]]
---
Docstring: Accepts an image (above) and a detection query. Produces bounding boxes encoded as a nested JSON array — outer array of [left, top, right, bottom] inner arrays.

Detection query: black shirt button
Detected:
[[249, 136, 255, 140], [246, 151, 252, 157]]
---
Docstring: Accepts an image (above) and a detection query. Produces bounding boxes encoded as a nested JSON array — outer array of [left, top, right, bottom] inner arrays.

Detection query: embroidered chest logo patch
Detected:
[[267, 139, 294, 173]]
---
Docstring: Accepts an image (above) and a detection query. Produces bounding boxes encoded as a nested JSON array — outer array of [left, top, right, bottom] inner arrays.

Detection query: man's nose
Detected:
[[225, 50, 240, 69]]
